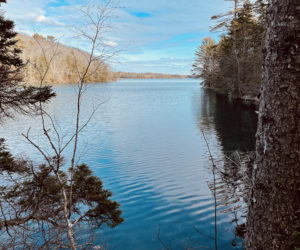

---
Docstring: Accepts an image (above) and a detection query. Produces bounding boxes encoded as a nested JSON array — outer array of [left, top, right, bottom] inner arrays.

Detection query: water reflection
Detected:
[[197, 89, 258, 152], [0, 80, 258, 249], [193, 88, 258, 248]]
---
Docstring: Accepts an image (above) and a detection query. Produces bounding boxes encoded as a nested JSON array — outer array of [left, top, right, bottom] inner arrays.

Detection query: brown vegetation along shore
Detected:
[[114, 71, 189, 79], [17, 33, 189, 85], [17, 33, 115, 84]]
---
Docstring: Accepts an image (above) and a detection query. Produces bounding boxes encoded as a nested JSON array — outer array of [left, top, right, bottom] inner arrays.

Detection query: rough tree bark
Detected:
[[233, 0, 242, 98], [245, 0, 300, 249]]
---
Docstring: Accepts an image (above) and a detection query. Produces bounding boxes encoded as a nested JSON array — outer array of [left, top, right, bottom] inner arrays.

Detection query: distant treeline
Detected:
[[192, 0, 267, 101], [17, 33, 115, 84], [114, 71, 189, 79], [17, 34, 188, 84]]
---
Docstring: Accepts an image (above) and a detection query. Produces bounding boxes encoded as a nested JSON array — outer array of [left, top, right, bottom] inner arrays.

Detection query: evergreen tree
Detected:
[[0, 1, 123, 248], [0, 0, 55, 119], [192, 37, 219, 88], [254, 0, 268, 25], [193, 0, 265, 99]]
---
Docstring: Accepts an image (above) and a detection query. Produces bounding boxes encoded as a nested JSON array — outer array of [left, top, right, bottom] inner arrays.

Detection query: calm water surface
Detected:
[[0, 79, 257, 249]]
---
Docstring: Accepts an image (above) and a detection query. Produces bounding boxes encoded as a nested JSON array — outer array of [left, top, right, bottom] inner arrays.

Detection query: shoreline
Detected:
[[201, 85, 260, 105]]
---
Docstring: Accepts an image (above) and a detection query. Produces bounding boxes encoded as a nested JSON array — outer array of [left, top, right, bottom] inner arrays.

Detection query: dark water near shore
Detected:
[[0, 79, 257, 249]]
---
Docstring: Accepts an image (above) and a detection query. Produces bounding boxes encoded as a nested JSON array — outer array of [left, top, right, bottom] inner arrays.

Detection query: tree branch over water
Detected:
[[0, 1, 123, 249]]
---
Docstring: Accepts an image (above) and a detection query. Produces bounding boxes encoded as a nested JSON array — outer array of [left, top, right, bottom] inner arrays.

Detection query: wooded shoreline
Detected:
[[201, 84, 260, 104], [17, 33, 189, 85]]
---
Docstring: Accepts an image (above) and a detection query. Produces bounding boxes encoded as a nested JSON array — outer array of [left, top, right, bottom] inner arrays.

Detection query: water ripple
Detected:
[[0, 79, 245, 250]]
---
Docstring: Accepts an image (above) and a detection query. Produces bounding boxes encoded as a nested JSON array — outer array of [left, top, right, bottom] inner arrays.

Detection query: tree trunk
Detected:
[[245, 0, 300, 249], [233, 0, 241, 97]]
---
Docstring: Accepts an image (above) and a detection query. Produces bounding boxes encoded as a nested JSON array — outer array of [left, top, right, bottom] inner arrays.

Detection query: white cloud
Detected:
[[36, 15, 46, 22], [2, 0, 232, 74], [104, 40, 118, 47]]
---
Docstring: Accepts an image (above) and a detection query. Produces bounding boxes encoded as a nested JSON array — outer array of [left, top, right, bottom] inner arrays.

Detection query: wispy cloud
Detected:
[[104, 40, 118, 47], [3, 0, 232, 74]]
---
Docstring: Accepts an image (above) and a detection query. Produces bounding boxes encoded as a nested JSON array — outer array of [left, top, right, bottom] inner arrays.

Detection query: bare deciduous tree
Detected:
[[0, 1, 123, 249]]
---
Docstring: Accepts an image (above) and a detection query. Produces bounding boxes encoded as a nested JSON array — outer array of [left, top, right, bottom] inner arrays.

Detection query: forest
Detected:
[[0, 0, 299, 249], [192, 0, 266, 101], [16, 33, 115, 84], [16, 33, 187, 84]]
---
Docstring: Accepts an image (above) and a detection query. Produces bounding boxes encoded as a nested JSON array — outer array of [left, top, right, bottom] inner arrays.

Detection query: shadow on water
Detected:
[[194, 88, 258, 249], [0, 81, 258, 249], [199, 89, 258, 152]]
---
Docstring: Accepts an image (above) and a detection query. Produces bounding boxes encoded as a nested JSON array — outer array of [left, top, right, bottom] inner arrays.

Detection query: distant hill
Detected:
[[17, 33, 114, 84], [17, 34, 189, 84]]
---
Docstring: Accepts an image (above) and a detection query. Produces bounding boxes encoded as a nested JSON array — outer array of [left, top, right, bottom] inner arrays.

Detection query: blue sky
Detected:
[[3, 0, 231, 74]]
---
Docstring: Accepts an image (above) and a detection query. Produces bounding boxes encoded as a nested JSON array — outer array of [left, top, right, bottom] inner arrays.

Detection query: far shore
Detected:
[[24, 75, 192, 86]]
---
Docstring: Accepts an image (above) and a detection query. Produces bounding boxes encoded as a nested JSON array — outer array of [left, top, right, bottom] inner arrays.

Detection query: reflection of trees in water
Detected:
[[214, 152, 254, 246], [194, 89, 257, 248], [198, 89, 258, 152], [200, 150, 253, 249], [157, 88, 256, 249]]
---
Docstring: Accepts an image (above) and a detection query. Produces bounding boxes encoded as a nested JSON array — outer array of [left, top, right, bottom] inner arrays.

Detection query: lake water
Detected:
[[0, 79, 257, 249]]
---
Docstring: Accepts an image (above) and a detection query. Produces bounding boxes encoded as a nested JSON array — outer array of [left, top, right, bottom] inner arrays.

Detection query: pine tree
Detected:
[[0, 0, 55, 119], [194, 0, 265, 99], [0, 2, 124, 248], [192, 37, 219, 88]]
